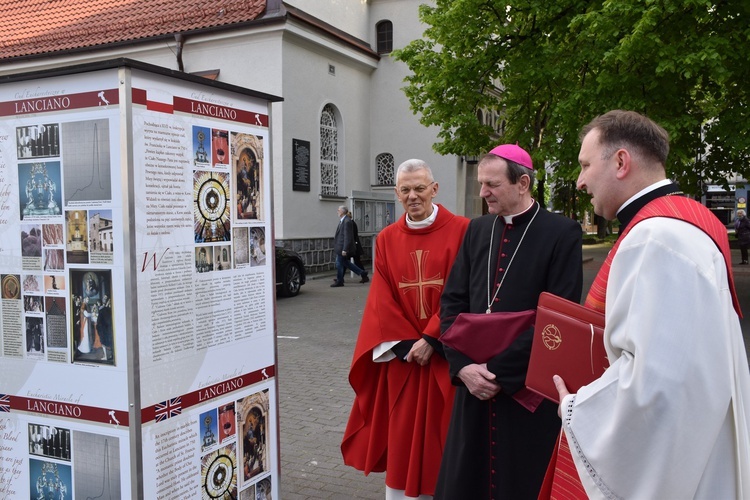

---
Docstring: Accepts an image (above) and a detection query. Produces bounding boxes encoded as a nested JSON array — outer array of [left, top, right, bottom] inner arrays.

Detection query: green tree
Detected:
[[394, 0, 750, 206]]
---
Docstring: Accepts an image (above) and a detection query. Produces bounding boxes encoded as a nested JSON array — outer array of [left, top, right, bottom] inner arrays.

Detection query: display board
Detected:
[[0, 59, 282, 499]]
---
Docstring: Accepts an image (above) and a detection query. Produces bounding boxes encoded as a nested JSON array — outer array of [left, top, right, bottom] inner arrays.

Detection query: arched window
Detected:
[[376, 153, 395, 185], [320, 104, 339, 196], [376, 20, 393, 54]]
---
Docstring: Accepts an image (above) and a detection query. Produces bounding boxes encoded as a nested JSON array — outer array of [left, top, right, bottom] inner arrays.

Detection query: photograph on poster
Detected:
[[65, 210, 89, 264], [256, 477, 272, 500], [43, 223, 64, 246], [193, 125, 211, 166], [21, 224, 43, 257], [70, 269, 114, 365], [238, 389, 269, 483], [195, 245, 215, 273], [44, 274, 66, 293], [200, 408, 219, 451], [212, 129, 229, 167], [89, 209, 114, 253], [29, 458, 72, 499], [219, 402, 236, 444], [239, 483, 256, 500], [26, 316, 45, 355], [1, 274, 21, 299], [73, 430, 121, 499], [29, 424, 71, 461], [215, 244, 231, 271], [24, 294, 44, 313], [249, 228, 266, 267], [19, 161, 62, 218], [23, 274, 41, 293], [44, 248, 65, 272], [232, 132, 263, 221], [62, 119, 112, 203], [232, 228, 249, 267], [16, 123, 60, 159], [201, 443, 238, 500], [45, 296, 68, 349], [193, 170, 231, 243]]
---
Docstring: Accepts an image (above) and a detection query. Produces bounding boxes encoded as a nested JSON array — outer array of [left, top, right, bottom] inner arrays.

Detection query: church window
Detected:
[[320, 104, 339, 196], [376, 153, 395, 185], [376, 21, 393, 54]]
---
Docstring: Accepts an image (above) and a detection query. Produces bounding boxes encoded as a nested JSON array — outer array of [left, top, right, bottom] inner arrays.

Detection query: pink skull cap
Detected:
[[488, 143, 533, 170]]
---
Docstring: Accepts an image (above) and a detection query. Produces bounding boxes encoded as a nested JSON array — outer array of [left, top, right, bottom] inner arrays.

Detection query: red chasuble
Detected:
[[341, 205, 469, 497], [540, 195, 741, 499]]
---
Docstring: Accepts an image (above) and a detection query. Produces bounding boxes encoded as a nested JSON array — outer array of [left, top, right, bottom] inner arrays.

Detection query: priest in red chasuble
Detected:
[[341, 159, 469, 499]]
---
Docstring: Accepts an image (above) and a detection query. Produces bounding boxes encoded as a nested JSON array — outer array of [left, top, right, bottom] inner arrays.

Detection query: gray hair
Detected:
[[337, 205, 348, 213], [396, 159, 435, 183]]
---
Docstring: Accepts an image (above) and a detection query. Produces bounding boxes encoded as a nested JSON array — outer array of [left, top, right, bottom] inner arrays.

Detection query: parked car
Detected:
[[275, 245, 306, 297]]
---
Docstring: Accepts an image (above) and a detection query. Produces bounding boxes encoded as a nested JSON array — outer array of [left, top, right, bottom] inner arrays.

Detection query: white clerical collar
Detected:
[[617, 179, 672, 216], [406, 204, 439, 229], [503, 199, 536, 224]]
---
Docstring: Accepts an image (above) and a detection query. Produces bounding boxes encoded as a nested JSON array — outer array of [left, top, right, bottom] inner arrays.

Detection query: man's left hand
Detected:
[[406, 339, 434, 366]]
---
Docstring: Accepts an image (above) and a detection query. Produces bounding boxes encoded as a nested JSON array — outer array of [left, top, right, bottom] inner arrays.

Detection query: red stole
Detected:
[[539, 195, 742, 499]]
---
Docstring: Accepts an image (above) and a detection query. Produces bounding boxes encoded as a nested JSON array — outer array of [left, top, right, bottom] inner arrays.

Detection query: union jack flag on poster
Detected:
[[154, 397, 181, 422], [0, 394, 10, 412]]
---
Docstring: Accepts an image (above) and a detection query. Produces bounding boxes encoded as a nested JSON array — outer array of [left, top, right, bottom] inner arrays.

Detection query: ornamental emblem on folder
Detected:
[[541, 324, 562, 350]]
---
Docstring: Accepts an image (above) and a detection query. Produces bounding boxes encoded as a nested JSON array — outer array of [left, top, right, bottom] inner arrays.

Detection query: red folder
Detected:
[[525, 292, 608, 403]]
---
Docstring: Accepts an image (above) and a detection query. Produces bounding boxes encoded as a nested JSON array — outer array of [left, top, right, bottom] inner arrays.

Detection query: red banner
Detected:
[[141, 365, 275, 424], [0, 89, 119, 117], [7, 395, 129, 427]]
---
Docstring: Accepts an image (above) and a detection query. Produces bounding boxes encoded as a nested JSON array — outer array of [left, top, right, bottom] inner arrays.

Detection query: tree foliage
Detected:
[[393, 0, 750, 211]]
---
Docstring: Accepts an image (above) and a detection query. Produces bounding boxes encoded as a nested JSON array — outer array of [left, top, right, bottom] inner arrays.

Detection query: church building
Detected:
[[0, 0, 496, 271]]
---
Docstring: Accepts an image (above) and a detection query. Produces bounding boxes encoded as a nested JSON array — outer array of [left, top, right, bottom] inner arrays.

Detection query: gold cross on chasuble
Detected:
[[398, 249, 444, 319]]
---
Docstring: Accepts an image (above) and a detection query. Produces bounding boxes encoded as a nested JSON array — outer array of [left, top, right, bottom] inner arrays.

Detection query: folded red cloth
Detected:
[[442, 309, 543, 412]]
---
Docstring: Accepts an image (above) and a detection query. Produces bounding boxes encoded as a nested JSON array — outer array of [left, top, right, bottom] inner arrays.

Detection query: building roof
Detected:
[[0, 0, 267, 61]]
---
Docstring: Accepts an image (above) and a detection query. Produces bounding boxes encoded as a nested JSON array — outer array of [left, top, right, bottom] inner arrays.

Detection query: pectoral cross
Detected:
[[398, 249, 444, 319]]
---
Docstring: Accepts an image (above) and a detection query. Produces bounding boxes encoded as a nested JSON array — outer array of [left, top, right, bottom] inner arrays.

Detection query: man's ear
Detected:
[[614, 149, 631, 180], [518, 173, 532, 193]]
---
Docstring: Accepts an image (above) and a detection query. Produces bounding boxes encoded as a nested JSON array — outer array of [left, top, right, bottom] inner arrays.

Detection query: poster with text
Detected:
[[0, 70, 131, 498], [129, 71, 278, 498]]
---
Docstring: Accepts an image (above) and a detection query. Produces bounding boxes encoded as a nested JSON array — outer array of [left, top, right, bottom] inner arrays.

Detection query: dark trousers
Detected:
[[335, 255, 364, 283]]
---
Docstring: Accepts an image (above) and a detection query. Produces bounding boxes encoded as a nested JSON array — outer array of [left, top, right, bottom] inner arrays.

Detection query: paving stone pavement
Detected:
[[275, 245, 750, 498], [276, 269, 383, 499]]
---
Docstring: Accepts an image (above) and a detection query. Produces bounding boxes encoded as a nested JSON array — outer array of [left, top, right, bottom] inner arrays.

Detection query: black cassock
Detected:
[[436, 204, 582, 500]]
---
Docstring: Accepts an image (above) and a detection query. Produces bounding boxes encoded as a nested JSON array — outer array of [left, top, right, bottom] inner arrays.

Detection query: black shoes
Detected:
[[740, 261, 748, 265], [360, 273, 369, 284], [330, 282, 344, 287]]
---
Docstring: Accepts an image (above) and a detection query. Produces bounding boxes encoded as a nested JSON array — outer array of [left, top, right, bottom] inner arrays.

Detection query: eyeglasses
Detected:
[[398, 181, 435, 196]]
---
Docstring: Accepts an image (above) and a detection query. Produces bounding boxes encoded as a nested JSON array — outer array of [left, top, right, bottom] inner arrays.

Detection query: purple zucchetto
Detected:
[[488, 143, 534, 170]]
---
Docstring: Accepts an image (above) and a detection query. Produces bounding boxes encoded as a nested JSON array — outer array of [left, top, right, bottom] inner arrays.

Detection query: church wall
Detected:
[[273, 32, 375, 243], [285, 0, 372, 42], [0, 1, 463, 274], [368, 0, 461, 219]]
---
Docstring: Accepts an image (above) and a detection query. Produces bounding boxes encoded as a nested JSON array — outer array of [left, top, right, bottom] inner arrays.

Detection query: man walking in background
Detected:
[[332, 205, 368, 287]]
